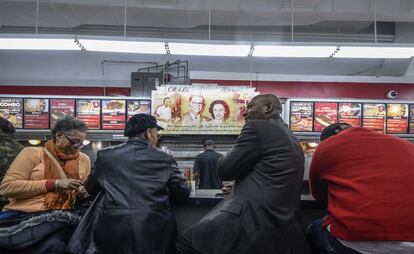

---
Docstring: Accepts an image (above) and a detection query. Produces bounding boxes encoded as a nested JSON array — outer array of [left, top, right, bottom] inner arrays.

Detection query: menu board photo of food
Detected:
[[24, 98, 49, 129], [290, 102, 314, 132], [386, 104, 408, 134], [338, 102, 362, 127], [363, 103, 386, 132], [127, 100, 151, 120], [76, 99, 101, 129], [314, 102, 338, 132], [102, 99, 126, 130], [50, 99, 75, 128], [0, 98, 23, 128], [409, 105, 414, 134]]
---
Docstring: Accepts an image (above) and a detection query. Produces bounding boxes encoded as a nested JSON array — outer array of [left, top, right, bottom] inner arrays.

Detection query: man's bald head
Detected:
[[244, 94, 282, 121]]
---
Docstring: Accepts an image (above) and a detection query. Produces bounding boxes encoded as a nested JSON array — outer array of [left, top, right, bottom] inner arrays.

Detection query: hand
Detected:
[[56, 179, 82, 191]]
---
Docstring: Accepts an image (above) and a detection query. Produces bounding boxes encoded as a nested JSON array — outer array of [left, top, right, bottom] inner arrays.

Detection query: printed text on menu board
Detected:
[[102, 100, 126, 130], [338, 102, 362, 127], [363, 103, 385, 133], [127, 100, 151, 120], [24, 99, 49, 129], [50, 99, 75, 127], [386, 104, 408, 134], [290, 102, 313, 132], [0, 98, 23, 128], [76, 99, 101, 129], [314, 102, 338, 132]]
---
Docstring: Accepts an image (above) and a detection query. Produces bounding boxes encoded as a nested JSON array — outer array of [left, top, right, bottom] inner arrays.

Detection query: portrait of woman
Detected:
[[208, 100, 230, 126]]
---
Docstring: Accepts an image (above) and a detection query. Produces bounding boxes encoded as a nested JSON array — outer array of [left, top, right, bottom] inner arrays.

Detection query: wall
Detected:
[[2, 80, 414, 100]]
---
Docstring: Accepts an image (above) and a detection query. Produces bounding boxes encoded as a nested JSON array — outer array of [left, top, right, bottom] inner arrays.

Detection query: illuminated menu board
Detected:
[[363, 103, 386, 132], [290, 102, 313, 132], [127, 100, 151, 120], [314, 102, 338, 132], [24, 98, 49, 129], [102, 100, 126, 130], [338, 103, 362, 127], [409, 105, 414, 134], [76, 99, 101, 129], [0, 98, 23, 128], [50, 99, 75, 127], [386, 104, 409, 134]]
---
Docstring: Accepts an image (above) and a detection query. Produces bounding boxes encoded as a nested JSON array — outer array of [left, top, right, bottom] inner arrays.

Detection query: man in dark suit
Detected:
[[193, 139, 223, 189], [176, 94, 310, 254]]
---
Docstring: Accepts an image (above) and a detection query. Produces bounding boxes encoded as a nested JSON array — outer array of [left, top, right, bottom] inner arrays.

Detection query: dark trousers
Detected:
[[305, 219, 361, 254]]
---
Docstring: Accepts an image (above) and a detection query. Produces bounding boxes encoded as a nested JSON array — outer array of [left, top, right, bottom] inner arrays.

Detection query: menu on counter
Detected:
[[76, 99, 101, 129], [24, 98, 49, 129], [50, 99, 75, 127], [314, 102, 338, 132], [338, 102, 362, 127], [0, 98, 23, 128], [386, 104, 408, 134], [290, 102, 314, 132], [127, 100, 151, 120], [363, 103, 386, 132], [102, 100, 126, 130]]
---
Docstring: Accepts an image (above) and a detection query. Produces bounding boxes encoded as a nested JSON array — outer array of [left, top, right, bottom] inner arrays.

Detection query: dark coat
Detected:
[[190, 117, 311, 254], [67, 137, 190, 254], [193, 149, 223, 189]]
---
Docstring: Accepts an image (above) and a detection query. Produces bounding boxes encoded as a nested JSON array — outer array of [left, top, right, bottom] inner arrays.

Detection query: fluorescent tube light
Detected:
[[253, 45, 337, 57], [334, 46, 414, 58], [79, 39, 166, 54], [0, 38, 80, 50], [169, 43, 251, 57]]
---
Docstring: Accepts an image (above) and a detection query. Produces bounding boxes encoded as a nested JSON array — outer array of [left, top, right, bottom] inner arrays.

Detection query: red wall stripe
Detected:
[[1, 80, 414, 100]]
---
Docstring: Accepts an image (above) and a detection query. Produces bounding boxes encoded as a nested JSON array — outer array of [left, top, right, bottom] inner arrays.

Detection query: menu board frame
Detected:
[[0, 98, 23, 129], [386, 103, 409, 134], [289, 101, 315, 132], [313, 102, 338, 132], [0, 95, 152, 132], [101, 99, 127, 130], [286, 98, 414, 136], [50, 98, 75, 128], [23, 98, 50, 129]]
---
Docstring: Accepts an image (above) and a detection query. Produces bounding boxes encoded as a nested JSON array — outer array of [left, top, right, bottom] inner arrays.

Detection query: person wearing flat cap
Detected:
[[67, 114, 190, 254], [192, 139, 223, 189]]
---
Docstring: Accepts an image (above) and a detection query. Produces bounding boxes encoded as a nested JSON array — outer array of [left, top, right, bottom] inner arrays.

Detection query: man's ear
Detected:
[[265, 103, 273, 113]]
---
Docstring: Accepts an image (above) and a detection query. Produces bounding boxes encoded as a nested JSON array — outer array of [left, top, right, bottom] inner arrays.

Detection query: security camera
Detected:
[[387, 90, 398, 99]]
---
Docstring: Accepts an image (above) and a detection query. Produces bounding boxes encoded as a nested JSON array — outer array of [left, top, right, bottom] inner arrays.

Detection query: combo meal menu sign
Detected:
[[289, 101, 413, 134]]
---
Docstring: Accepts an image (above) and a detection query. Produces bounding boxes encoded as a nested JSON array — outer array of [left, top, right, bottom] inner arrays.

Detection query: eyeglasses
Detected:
[[149, 128, 161, 139], [64, 134, 84, 147]]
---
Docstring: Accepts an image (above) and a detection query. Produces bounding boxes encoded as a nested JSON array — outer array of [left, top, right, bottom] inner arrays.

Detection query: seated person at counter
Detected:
[[193, 139, 223, 189], [177, 94, 310, 254], [307, 123, 414, 254], [0, 116, 91, 253], [0, 117, 24, 208], [67, 114, 190, 254]]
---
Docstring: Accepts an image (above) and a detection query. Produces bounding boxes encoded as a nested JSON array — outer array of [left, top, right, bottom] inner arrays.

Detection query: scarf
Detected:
[[43, 140, 80, 210]]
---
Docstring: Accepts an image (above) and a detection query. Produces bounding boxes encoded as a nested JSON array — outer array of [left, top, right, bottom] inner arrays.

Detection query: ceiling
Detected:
[[1, 0, 414, 84]]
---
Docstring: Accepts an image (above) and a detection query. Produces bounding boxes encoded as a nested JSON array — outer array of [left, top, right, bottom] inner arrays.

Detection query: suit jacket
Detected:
[[181, 112, 211, 125], [190, 116, 311, 254], [67, 137, 190, 254]]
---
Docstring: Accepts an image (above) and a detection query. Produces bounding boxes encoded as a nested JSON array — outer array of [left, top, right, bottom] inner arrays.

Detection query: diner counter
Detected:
[[173, 189, 326, 232]]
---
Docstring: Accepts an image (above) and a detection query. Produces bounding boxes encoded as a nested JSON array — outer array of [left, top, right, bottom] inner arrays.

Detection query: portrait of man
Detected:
[[181, 95, 211, 125], [155, 97, 173, 128]]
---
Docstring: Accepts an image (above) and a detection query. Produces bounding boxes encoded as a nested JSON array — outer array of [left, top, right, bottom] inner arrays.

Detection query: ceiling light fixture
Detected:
[[169, 43, 251, 57], [0, 38, 80, 50], [79, 39, 167, 54], [333, 46, 414, 59], [253, 45, 337, 58]]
